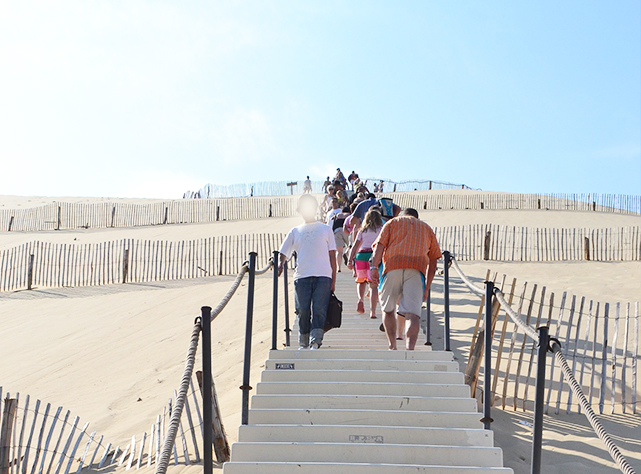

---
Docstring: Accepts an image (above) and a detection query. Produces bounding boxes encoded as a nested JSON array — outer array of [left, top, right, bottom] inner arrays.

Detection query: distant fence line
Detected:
[[1, 192, 639, 234], [0, 234, 286, 293], [185, 178, 476, 198], [1, 225, 639, 293]]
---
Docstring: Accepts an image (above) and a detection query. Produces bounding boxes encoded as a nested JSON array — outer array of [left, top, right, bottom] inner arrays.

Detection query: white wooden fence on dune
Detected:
[[1, 192, 639, 233], [0, 226, 639, 293]]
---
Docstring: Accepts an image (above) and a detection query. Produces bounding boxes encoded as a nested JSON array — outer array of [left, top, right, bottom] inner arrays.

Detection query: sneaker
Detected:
[[343, 254, 348, 265], [298, 345, 309, 350], [310, 342, 320, 350]]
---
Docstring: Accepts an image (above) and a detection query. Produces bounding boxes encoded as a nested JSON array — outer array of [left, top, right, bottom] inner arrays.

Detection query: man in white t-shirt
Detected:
[[279, 195, 337, 349], [325, 198, 341, 224]]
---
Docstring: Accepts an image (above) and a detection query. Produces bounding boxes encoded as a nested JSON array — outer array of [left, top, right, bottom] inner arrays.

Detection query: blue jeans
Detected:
[[294, 276, 332, 347]]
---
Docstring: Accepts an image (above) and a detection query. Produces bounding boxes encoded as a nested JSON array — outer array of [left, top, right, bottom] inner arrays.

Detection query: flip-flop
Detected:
[[370, 314, 377, 319], [357, 301, 365, 313]]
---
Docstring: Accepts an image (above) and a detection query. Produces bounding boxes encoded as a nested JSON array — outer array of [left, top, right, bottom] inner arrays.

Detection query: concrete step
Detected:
[[223, 463, 514, 474], [248, 408, 482, 429], [270, 349, 447, 360], [229, 442, 505, 467], [264, 358, 458, 372], [237, 424, 494, 446], [260, 369, 465, 384], [250, 394, 476, 412], [255, 381, 471, 398]]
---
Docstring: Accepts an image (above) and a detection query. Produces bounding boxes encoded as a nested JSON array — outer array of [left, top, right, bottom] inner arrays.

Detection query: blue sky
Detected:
[[0, 1, 639, 198]]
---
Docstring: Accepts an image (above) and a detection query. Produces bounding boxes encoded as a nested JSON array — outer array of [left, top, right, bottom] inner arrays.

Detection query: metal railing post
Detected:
[[482, 281, 494, 430], [240, 252, 257, 425], [271, 251, 279, 350], [531, 326, 549, 474], [200, 306, 213, 474], [283, 262, 291, 347], [424, 286, 432, 346], [443, 251, 451, 351]]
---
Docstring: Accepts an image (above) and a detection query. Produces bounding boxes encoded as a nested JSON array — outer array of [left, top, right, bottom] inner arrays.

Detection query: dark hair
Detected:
[[367, 193, 376, 199], [342, 206, 350, 213], [402, 208, 419, 218]]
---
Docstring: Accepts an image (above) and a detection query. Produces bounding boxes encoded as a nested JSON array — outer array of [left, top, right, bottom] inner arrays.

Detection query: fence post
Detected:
[[0, 396, 17, 474], [531, 326, 549, 474], [163, 207, 168, 225], [7, 216, 14, 232], [483, 230, 492, 260], [122, 248, 129, 284], [241, 252, 257, 425], [27, 254, 34, 290], [271, 250, 279, 351], [429, 180, 432, 190], [216, 206, 220, 222], [424, 286, 432, 346], [111, 206, 116, 228], [283, 263, 291, 347], [56, 206, 61, 231], [584, 237, 590, 261], [200, 306, 213, 474], [482, 281, 494, 430], [443, 251, 451, 351]]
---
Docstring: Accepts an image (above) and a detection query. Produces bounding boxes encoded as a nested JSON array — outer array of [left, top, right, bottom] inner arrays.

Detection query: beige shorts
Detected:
[[334, 229, 349, 248], [379, 268, 425, 318]]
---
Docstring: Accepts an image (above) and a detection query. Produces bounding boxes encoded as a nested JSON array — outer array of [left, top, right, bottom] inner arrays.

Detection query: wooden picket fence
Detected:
[[461, 272, 640, 414], [0, 372, 211, 474], [0, 234, 285, 293], [2, 224, 639, 293], [434, 224, 641, 262], [1, 192, 639, 233]]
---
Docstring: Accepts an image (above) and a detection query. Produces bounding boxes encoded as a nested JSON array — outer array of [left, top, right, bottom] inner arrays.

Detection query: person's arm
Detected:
[[424, 257, 438, 301], [351, 216, 362, 238], [368, 243, 384, 284], [278, 253, 287, 276], [347, 238, 362, 269], [329, 250, 337, 292]]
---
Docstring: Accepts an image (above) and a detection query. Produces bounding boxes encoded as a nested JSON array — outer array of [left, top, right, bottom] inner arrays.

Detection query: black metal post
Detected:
[[443, 251, 451, 351], [531, 326, 549, 474], [200, 306, 213, 474], [283, 262, 291, 347], [483, 281, 494, 430], [240, 252, 257, 425], [271, 250, 279, 350], [424, 286, 432, 346]]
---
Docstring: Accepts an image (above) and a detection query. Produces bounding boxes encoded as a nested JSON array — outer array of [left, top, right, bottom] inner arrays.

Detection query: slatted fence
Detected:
[[0, 234, 286, 293], [461, 275, 640, 414], [2, 224, 639, 293], [2, 192, 639, 233]]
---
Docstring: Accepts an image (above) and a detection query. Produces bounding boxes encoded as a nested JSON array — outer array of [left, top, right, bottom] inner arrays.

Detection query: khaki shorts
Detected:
[[379, 269, 425, 318], [334, 229, 349, 248]]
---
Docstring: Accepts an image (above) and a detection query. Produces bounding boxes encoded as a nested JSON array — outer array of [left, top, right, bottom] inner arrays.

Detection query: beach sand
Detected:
[[0, 192, 639, 473]]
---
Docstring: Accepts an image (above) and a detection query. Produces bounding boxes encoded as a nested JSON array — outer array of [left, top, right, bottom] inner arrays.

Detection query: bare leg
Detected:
[[383, 311, 397, 350], [405, 313, 421, 350], [336, 246, 343, 271], [368, 282, 378, 318], [396, 314, 405, 339]]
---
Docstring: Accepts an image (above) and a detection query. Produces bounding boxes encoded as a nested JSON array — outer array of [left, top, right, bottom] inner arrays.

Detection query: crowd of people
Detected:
[[278, 168, 441, 351]]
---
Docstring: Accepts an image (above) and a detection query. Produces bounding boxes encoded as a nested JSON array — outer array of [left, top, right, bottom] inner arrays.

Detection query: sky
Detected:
[[0, 1, 639, 198]]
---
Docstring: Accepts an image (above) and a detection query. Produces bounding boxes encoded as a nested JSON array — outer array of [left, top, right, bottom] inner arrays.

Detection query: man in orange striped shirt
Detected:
[[370, 208, 441, 350]]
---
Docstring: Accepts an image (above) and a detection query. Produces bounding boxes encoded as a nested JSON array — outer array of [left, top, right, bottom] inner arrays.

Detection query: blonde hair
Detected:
[[362, 208, 383, 232]]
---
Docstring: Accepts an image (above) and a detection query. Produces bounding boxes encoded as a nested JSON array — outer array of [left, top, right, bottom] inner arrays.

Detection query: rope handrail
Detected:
[[448, 254, 637, 474], [154, 259, 274, 474]]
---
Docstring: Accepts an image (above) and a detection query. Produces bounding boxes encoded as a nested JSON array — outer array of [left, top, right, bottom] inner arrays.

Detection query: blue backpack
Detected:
[[377, 197, 395, 220]]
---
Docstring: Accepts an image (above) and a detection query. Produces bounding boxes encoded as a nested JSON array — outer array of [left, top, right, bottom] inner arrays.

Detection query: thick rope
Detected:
[[551, 342, 636, 474], [254, 258, 274, 276], [155, 262, 255, 474], [450, 255, 636, 474]]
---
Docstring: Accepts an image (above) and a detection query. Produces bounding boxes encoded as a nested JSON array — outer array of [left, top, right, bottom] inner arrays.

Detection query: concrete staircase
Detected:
[[222, 273, 513, 473]]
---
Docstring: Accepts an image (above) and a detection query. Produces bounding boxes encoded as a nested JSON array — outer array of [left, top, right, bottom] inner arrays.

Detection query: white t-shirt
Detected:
[[279, 221, 337, 280], [326, 208, 341, 224]]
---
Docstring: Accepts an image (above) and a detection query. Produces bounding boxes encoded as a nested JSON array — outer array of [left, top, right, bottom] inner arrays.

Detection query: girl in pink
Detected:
[[347, 208, 383, 318]]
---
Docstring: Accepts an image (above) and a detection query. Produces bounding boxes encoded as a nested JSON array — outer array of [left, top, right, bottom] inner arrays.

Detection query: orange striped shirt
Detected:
[[373, 216, 441, 275]]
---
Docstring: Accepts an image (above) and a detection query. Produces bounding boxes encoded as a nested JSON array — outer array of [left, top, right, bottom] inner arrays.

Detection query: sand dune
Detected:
[[0, 193, 639, 473]]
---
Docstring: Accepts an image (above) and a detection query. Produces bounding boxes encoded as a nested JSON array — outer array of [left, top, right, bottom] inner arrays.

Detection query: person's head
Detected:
[[297, 195, 318, 222], [332, 179, 343, 189], [351, 170, 355, 174], [362, 208, 383, 232], [402, 208, 419, 218], [337, 189, 347, 199], [327, 185, 335, 195], [342, 206, 350, 213], [306, 175, 309, 179], [331, 197, 339, 209], [350, 202, 358, 213], [326, 176, 330, 180], [367, 193, 376, 200]]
